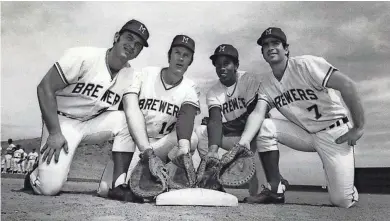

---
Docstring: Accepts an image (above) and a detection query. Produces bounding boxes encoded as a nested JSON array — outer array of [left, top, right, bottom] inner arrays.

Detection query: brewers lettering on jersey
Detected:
[[207, 71, 260, 131], [55, 47, 134, 120], [124, 66, 200, 138], [258, 55, 348, 133]]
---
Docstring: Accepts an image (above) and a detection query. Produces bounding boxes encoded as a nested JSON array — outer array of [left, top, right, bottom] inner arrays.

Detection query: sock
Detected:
[[114, 173, 127, 188], [267, 182, 285, 194]]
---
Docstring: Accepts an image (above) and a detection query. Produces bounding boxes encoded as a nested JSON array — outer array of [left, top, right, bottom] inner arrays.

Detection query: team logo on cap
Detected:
[[265, 28, 272, 35], [219, 45, 225, 52], [182, 36, 189, 44], [138, 25, 146, 34]]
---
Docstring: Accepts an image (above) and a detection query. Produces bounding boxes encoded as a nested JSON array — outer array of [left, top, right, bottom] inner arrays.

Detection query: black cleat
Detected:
[[107, 184, 144, 203], [244, 185, 285, 204]]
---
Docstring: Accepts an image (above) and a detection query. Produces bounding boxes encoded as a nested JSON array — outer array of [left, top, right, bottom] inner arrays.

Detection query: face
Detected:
[[113, 31, 144, 61], [168, 46, 193, 77], [261, 37, 288, 64], [214, 55, 237, 86]]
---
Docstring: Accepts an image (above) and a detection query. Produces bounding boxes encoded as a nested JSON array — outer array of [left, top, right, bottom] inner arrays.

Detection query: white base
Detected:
[[155, 188, 238, 207]]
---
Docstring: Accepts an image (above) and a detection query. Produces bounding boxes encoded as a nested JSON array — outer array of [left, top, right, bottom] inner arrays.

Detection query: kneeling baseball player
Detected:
[[24, 19, 150, 196], [196, 44, 288, 194], [239, 27, 365, 208], [99, 34, 200, 202]]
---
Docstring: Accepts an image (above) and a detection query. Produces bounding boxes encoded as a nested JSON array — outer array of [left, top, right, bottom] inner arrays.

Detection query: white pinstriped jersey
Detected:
[[124, 67, 200, 139], [258, 55, 348, 133], [13, 149, 24, 158], [207, 71, 261, 131], [55, 47, 133, 121]]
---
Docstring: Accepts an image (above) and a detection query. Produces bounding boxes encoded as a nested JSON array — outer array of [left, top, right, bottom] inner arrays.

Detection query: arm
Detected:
[[238, 100, 269, 147], [207, 107, 223, 153], [37, 65, 67, 135], [122, 93, 151, 152], [176, 104, 198, 152], [326, 70, 365, 145], [37, 65, 69, 163]]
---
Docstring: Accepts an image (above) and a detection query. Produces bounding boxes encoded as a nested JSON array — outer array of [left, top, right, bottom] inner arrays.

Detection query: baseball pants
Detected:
[[29, 111, 132, 196], [195, 125, 267, 196], [5, 154, 12, 170], [26, 160, 36, 172], [257, 118, 358, 208]]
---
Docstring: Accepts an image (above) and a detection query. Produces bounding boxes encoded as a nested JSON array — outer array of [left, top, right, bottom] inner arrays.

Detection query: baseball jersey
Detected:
[[13, 149, 24, 159], [6, 144, 16, 155], [207, 71, 261, 131], [258, 55, 348, 133], [55, 47, 134, 121], [124, 67, 200, 138], [28, 152, 39, 161]]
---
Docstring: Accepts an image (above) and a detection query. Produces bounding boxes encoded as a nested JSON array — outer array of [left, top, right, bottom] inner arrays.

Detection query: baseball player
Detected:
[[240, 27, 365, 208], [23, 19, 150, 196], [13, 145, 24, 173], [5, 139, 16, 173], [98, 34, 200, 201], [196, 44, 288, 195], [26, 149, 39, 173]]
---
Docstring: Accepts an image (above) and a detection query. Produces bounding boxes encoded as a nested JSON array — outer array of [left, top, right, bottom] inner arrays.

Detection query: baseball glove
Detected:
[[218, 143, 256, 187], [196, 156, 224, 191], [165, 153, 197, 189], [129, 149, 169, 198]]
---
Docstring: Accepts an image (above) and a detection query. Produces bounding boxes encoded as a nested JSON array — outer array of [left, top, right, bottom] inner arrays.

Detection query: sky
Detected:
[[1, 2, 390, 163]]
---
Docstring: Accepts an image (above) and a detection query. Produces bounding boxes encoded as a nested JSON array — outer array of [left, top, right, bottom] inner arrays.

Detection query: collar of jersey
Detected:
[[105, 49, 131, 81], [223, 74, 238, 97], [160, 68, 183, 90]]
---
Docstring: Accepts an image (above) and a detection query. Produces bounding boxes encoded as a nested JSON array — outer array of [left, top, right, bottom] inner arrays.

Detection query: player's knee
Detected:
[[258, 118, 277, 138], [38, 179, 64, 196]]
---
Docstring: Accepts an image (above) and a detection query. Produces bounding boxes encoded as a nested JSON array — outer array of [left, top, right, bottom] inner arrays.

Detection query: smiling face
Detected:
[[113, 31, 144, 62], [261, 37, 289, 65], [168, 46, 193, 78], [213, 55, 238, 87]]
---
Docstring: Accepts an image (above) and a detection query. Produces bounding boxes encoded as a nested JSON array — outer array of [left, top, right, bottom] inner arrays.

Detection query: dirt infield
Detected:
[[2, 178, 389, 221]]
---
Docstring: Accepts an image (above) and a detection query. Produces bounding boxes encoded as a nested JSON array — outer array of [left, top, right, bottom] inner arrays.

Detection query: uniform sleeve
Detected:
[[123, 68, 144, 96], [242, 73, 261, 106], [257, 83, 274, 109], [55, 47, 88, 85], [206, 87, 220, 109], [182, 83, 200, 111], [304, 56, 338, 89]]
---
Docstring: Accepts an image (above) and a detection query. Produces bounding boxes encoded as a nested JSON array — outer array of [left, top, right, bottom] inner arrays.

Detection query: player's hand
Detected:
[[237, 139, 251, 149], [206, 145, 220, 160], [41, 132, 69, 164], [335, 127, 364, 146]]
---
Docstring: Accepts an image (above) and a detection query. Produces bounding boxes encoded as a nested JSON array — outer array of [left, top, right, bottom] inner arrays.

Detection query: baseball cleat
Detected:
[[281, 178, 290, 190], [107, 184, 144, 203], [244, 185, 285, 204]]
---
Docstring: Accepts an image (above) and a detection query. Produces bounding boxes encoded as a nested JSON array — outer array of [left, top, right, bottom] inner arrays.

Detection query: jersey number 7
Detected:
[[307, 104, 322, 119], [159, 122, 176, 135]]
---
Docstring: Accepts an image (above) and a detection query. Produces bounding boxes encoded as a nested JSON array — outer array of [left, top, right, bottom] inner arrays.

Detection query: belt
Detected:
[[321, 117, 349, 131]]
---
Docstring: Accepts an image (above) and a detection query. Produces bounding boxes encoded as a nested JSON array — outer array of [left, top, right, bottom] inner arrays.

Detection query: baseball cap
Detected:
[[170, 35, 195, 53], [209, 44, 239, 63], [257, 27, 287, 46], [119, 19, 150, 47]]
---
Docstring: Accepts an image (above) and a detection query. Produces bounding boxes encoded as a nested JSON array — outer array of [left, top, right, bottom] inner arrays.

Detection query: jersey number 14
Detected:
[[159, 122, 176, 135]]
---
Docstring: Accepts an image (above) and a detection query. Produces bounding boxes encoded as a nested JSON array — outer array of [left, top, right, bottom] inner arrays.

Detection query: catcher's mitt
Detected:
[[165, 153, 197, 189], [218, 143, 256, 187], [129, 149, 169, 198], [196, 156, 224, 191]]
